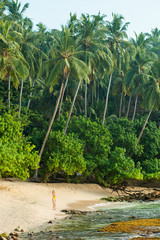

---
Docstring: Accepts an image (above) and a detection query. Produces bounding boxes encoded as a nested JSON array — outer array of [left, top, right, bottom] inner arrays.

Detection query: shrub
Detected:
[[67, 116, 112, 183], [0, 113, 39, 180], [42, 130, 86, 181], [106, 117, 143, 158], [106, 147, 143, 184]]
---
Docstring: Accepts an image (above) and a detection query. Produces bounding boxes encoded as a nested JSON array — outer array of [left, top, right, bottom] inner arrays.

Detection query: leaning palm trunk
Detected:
[[102, 72, 113, 124], [64, 79, 81, 135], [126, 94, 132, 118], [8, 76, 11, 109], [137, 105, 154, 145], [35, 82, 64, 179], [119, 92, 123, 118], [18, 79, 24, 118], [85, 80, 87, 117], [132, 94, 138, 122], [27, 79, 36, 110], [58, 75, 69, 119]]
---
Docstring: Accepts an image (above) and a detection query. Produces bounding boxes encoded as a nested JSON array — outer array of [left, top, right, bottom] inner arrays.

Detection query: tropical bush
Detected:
[[0, 113, 39, 180], [67, 116, 112, 183], [134, 119, 160, 162], [41, 130, 86, 182], [106, 117, 143, 158], [106, 147, 143, 184]]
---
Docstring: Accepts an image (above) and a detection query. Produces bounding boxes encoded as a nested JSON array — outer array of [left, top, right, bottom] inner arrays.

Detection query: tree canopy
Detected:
[[1, 1, 160, 185]]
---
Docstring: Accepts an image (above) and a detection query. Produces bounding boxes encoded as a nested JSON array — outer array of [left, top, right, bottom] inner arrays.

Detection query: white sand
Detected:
[[0, 179, 114, 234]]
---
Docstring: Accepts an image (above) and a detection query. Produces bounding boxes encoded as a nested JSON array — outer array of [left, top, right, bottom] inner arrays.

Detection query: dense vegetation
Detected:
[[1, 0, 160, 185]]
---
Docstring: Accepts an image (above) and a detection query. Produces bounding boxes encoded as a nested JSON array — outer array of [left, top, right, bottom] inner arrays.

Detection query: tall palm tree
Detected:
[[102, 13, 130, 124], [0, 0, 9, 19], [35, 26, 89, 178], [7, 0, 29, 22], [13, 21, 46, 117], [125, 47, 153, 121], [147, 28, 160, 58], [76, 13, 110, 117], [0, 20, 29, 108], [136, 60, 160, 144], [112, 70, 126, 118]]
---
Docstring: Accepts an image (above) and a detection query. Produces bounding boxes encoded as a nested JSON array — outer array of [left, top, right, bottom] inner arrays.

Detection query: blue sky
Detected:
[[20, 0, 160, 38]]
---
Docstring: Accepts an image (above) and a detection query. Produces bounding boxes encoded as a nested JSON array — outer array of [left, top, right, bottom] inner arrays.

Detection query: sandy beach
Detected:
[[0, 179, 153, 234], [0, 179, 114, 234]]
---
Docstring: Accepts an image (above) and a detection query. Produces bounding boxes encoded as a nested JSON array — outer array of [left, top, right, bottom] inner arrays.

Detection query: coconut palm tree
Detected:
[[125, 47, 153, 121], [6, 0, 29, 22], [0, 0, 9, 19], [13, 20, 47, 117], [0, 20, 29, 108], [147, 28, 160, 58], [136, 60, 160, 144], [102, 13, 130, 124], [35, 26, 89, 178], [76, 13, 110, 117]]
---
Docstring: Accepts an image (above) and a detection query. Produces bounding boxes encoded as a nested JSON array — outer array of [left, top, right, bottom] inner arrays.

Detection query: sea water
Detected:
[[21, 200, 160, 239]]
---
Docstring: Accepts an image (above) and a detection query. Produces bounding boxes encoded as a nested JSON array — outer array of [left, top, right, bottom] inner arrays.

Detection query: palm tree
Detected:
[[35, 26, 89, 178], [125, 47, 153, 121], [63, 62, 90, 135], [102, 13, 130, 124], [14, 21, 46, 117], [136, 60, 160, 144], [7, 0, 29, 22], [147, 28, 160, 58], [0, 0, 9, 19], [112, 70, 127, 118], [0, 20, 29, 108], [76, 13, 109, 117]]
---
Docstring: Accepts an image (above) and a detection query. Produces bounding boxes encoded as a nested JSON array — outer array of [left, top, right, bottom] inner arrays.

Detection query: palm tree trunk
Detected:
[[132, 94, 138, 122], [97, 83, 99, 103], [18, 79, 24, 118], [27, 79, 36, 110], [64, 80, 81, 135], [35, 81, 64, 179], [137, 105, 154, 145], [102, 72, 113, 124], [8, 76, 11, 109], [85, 80, 87, 117], [119, 92, 123, 118], [58, 75, 69, 119], [126, 95, 132, 118]]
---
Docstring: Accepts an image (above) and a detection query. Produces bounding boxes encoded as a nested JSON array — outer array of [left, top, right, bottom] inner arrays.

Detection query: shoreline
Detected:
[[0, 179, 155, 235]]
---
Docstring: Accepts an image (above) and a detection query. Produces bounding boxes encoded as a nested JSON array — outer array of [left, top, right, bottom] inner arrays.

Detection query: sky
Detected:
[[19, 0, 160, 38]]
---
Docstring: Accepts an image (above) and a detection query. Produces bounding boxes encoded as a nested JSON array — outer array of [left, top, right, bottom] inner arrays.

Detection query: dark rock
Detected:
[[28, 233, 33, 237], [48, 220, 53, 224], [128, 216, 136, 219], [61, 209, 87, 215]]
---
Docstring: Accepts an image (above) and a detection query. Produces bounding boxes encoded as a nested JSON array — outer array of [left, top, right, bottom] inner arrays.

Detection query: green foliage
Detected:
[[23, 110, 48, 151], [67, 116, 112, 183], [0, 113, 39, 180], [106, 147, 143, 184], [1, 5, 160, 186], [141, 158, 160, 174], [106, 117, 143, 157], [143, 171, 160, 180], [134, 119, 160, 161], [42, 130, 86, 181]]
